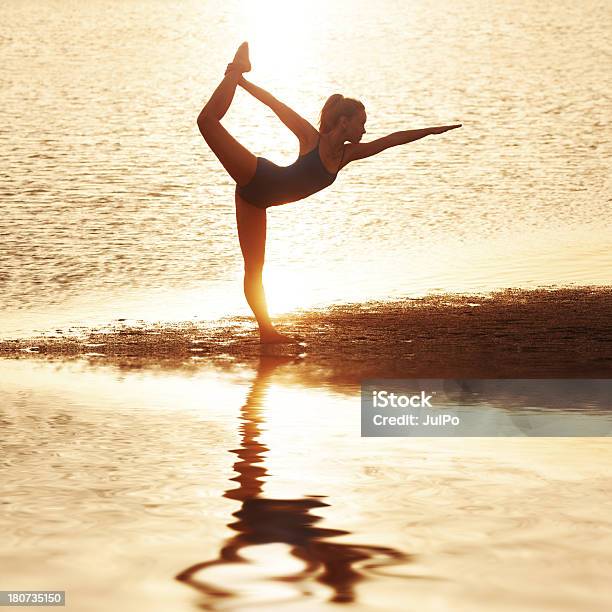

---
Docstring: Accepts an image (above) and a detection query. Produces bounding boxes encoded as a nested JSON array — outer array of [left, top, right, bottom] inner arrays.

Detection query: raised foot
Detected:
[[259, 329, 300, 345], [229, 41, 251, 74]]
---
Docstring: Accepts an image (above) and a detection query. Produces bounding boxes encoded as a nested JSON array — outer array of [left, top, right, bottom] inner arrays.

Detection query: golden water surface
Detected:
[[1, 0, 611, 336]]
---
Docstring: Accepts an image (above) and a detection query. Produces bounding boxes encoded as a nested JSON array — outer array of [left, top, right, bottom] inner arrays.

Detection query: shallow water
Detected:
[[1, 357, 611, 611], [1, 0, 611, 337]]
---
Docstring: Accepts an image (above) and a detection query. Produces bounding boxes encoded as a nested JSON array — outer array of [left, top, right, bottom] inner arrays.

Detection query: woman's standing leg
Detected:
[[235, 193, 294, 343]]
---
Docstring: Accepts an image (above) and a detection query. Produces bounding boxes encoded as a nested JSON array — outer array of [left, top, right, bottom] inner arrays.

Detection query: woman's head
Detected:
[[319, 94, 366, 143]]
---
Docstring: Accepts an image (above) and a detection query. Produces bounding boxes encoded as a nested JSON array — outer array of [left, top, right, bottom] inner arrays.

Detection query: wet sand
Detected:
[[2, 287, 611, 378]]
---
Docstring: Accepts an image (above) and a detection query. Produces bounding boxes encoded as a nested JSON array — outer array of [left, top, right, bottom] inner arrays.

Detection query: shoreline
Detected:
[[1, 286, 611, 378]]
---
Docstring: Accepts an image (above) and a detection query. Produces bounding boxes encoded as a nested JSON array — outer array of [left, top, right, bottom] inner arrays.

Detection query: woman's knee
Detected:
[[244, 262, 263, 280], [197, 111, 216, 136]]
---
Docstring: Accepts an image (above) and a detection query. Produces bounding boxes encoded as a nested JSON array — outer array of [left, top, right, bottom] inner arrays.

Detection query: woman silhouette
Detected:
[[197, 43, 461, 343]]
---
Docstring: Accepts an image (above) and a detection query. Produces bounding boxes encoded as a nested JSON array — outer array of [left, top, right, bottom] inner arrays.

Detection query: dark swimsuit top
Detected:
[[237, 140, 341, 209]]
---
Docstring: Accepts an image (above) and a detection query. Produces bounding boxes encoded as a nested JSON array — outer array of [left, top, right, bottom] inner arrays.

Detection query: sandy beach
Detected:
[[3, 287, 611, 379]]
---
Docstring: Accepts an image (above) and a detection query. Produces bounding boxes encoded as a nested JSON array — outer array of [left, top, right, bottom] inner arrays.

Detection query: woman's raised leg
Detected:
[[235, 192, 295, 344], [197, 45, 257, 186]]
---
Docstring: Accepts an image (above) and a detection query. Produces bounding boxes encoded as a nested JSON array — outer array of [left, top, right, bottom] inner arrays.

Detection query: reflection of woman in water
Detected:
[[197, 42, 461, 343], [176, 356, 409, 606]]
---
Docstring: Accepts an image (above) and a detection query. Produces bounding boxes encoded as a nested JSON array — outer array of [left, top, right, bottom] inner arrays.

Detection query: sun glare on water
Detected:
[[263, 267, 322, 314], [241, 0, 325, 82]]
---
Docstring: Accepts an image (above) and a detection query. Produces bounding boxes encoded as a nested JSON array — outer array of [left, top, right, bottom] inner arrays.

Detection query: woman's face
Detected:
[[345, 109, 367, 143]]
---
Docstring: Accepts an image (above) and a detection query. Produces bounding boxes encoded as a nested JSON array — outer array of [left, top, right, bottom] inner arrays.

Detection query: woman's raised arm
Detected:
[[342, 124, 461, 167], [238, 76, 318, 146]]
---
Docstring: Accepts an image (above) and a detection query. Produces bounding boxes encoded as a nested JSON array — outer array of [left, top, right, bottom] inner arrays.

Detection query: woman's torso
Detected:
[[237, 140, 341, 209]]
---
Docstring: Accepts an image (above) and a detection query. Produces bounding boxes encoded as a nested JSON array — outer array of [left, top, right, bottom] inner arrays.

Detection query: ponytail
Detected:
[[319, 94, 364, 133]]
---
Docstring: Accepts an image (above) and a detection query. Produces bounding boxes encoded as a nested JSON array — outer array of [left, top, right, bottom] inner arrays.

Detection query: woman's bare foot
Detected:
[[259, 327, 299, 344], [230, 41, 251, 73]]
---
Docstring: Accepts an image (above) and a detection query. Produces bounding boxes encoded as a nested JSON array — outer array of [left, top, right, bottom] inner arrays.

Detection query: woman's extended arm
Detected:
[[237, 76, 318, 145], [342, 124, 461, 167]]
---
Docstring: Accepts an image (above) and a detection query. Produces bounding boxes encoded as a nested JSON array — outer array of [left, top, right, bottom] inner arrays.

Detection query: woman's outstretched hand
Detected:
[[429, 124, 462, 135]]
